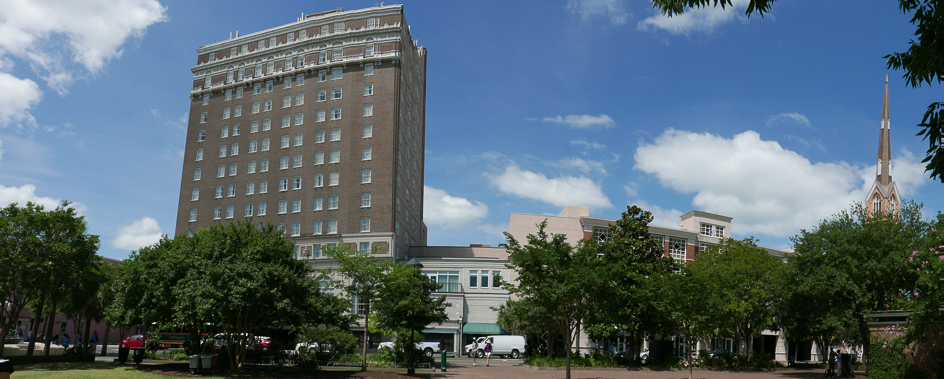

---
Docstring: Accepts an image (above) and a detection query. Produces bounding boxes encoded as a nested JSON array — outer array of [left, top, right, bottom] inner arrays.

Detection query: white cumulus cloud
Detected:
[[0, 184, 87, 212], [571, 140, 607, 150], [112, 217, 163, 251], [486, 165, 612, 209], [631, 199, 684, 229], [0, 0, 166, 124], [555, 156, 608, 175], [567, 0, 630, 25], [634, 129, 927, 237], [766, 112, 811, 128], [540, 114, 615, 129], [423, 186, 489, 229], [637, 0, 751, 35]]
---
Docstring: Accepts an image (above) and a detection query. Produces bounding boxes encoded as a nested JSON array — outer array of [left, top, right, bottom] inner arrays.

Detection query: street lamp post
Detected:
[[458, 314, 463, 356], [404, 258, 423, 375]]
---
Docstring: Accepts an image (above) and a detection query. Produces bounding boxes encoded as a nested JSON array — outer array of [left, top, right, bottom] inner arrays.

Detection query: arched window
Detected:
[[873, 195, 881, 215], [889, 196, 897, 213]]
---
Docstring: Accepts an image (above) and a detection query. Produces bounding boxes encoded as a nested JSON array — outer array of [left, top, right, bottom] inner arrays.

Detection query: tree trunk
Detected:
[[687, 335, 694, 379], [26, 296, 45, 356], [361, 310, 369, 372], [101, 322, 110, 356], [546, 332, 552, 359], [564, 316, 572, 379], [83, 318, 92, 354], [42, 300, 58, 356]]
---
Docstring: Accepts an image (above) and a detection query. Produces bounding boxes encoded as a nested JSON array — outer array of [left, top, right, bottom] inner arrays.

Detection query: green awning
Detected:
[[462, 323, 503, 335]]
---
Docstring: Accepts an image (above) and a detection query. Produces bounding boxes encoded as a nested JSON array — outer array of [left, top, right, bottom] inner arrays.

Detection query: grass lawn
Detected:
[[11, 362, 224, 379]]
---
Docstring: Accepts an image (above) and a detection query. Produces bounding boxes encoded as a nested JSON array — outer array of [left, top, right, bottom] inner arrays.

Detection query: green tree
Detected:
[[372, 262, 449, 368], [108, 220, 335, 369], [503, 221, 597, 379], [652, 268, 718, 379], [789, 202, 927, 363], [296, 323, 358, 362], [901, 211, 944, 344], [0, 203, 43, 357], [324, 243, 392, 371], [690, 238, 782, 358], [583, 205, 677, 357], [495, 298, 557, 358]]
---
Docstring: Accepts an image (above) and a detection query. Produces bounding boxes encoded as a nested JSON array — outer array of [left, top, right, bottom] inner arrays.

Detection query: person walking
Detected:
[[484, 341, 493, 367], [828, 349, 837, 378], [471, 339, 479, 366], [91, 331, 99, 355], [61, 334, 70, 354]]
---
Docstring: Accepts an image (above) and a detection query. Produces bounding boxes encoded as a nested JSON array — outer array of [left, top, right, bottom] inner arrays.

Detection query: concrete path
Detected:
[[438, 364, 863, 379]]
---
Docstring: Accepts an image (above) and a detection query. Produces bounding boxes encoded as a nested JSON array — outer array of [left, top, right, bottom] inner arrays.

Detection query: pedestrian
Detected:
[[52, 334, 59, 345], [484, 341, 493, 367], [471, 338, 479, 366], [837, 347, 843, 377], [62, 334, 70, 354], [91, 331, 99, 354], [828, 349, 836, 378]]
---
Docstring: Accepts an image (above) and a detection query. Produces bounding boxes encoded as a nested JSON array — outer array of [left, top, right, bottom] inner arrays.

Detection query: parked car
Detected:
[[464, 335, 526, 359], [708, 348, 731, 358], [252, 336, 272, 351], [378, 341, 441, 357], [121, 334, 145, 349]]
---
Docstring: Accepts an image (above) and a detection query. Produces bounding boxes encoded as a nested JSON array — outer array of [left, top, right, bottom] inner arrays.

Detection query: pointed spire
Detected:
[[882, 73, 890, 122], [877, 75, 892, 185]]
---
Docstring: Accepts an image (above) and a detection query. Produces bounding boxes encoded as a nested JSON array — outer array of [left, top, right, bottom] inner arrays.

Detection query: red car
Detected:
[[252, 336, 272, 351], [121, 334, 145, 348]]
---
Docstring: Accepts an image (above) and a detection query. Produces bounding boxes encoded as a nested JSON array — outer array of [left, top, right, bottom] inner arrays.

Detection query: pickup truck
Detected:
[[378, 341, 441, 357]]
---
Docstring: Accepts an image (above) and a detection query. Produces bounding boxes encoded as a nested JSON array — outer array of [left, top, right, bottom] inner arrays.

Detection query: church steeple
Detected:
[[867, 75, 900, 216]]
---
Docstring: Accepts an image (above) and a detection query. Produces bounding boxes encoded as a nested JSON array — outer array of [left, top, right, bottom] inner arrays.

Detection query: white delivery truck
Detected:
[[464, 335, 527, 359]]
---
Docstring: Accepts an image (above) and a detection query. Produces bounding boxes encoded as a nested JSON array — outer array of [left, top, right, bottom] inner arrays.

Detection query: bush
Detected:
[[527, 352, 620, 368], [868, 340, 925, 379]]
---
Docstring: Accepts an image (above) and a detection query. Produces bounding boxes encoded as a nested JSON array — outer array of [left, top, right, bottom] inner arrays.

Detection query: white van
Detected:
[[465, 335, 527, 359]]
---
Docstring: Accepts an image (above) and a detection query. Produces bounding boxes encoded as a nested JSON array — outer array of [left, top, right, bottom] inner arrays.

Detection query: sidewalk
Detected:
[[437, 365, 863, 378]]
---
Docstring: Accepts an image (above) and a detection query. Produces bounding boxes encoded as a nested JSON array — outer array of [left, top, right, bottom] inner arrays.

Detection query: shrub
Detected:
[[868, 340, 925, 379]]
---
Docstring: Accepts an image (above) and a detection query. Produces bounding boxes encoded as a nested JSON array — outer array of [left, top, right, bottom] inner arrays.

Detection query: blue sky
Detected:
[[1, 0, 940, 260]]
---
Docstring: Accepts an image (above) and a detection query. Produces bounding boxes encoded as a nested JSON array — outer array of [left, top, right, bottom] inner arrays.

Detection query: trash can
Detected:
[[132, 348, 145, 364], [0, 358, 15, 379], [118, 344, 130, 363], [200, 354, 218, 374], [440, 350, 447, 372], [188, 355, 202, 374]]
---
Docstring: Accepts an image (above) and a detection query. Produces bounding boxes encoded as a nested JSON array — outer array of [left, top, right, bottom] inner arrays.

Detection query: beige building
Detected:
[[175, 5, 428, 260]]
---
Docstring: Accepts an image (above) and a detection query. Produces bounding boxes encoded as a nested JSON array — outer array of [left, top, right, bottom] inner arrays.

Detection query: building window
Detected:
[[317, 89, 326, 102], [359, 242, 370, 254], [234, 105, 242, 117], [248, 160, 256, 173], [259, 180, 268, 194], [313, 221, 322, 235], [294, 133, 303, 146], [313, 196, 323, 211], [193, 168, 202, 181], [327, 219, 338, 234], [334, 22, 344, 33], [279, 156, 289, 170], [245, 203, 253, 217], [314, 151, 325, 165], [213, 206, 222, 220], [254, 83, 262, 94], [195, 148, 203, 161], [282, 96, 291, 108], [315, 130, 325, 143], [215, 185, 223, 198], [331, 67, 342, 80], [249, 140, 257, 153], [265, 81, 273, 92], [328, 172, 339, 186], [293, 154, 302, 168], [365, 44, 374, 56], [329, 128, 340, 141], [314, 173, 324, 187], [367, 17, 377, 28], [316, 109, 326, 122], [225, 205, 234, 219], [292, 198, 301, 213], [363, 125, 372, 138], [246, 182, 255, 195], [330, 107, 341, 120], [361, 169, 371, 184], [221, 126, 229, 138], [669, 237, 687, 263], [281, 135, 290, 149], [363, 103, 373, 117], [282, 115, 290, 128], [332, 48, 342, 61], [493, 271, 502, 287], [296, 74, 305, 86], [364, 63, 374, 76], [236, 87, 243, 98], [223, 107, 230, 119], [229, 163, 237, 176], [469, 270, 478, 288], [191, 188, 199, 201], [258, 202, 267, 216], [260, 159, 269, 172], [364, 83, 373, 96], [250, 121, 259, 133], [261, 138, 270, 151], [230, 143, 239, 156], [873, 195, 881, 215], [699, 223, 725, 238], [232, 124, 240, 136], [279, 177, 288, 191], [293, 175, 302, 189], [263, 119, 271, 131], [360, 217, 370, 232], [361, 192, 371, 208], [480, 270, 490, 288], [187, 208, 197, 222], [328, 195, 339, 210], [227, 184, 236, 197], [284, 76, 292, 88], [278, 200, 287, 214], [319, 70, 327, 81], [198, 130, 206, 141], [295, 113, 304, 126], [291, 222, 300, 237], [296, 93, 304, 106], [329, 149, 340, 164], [592, 227, 610, 242], [200, 112, 207, 123], [361, 146, 372, 160], [224, 89, 232, 100], [331, 87, 342, 100], [202, 94, 209, 105]]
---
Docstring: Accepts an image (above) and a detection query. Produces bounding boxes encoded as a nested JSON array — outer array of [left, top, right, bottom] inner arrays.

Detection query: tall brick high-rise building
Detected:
[[175, 5, 427, 260]]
